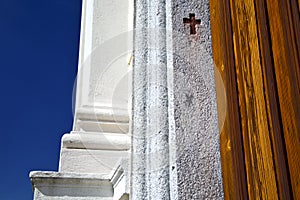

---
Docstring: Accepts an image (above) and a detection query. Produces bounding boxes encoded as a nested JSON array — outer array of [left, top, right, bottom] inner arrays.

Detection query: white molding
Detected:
[[62, 132, 130, 150]]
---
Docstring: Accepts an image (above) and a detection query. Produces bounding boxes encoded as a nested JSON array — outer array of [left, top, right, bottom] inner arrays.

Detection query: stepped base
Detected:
[[30, 159, 129, 200], [59, 148, 129, 174], [59, 132, 130, 175], [30, 171, 113, 200]]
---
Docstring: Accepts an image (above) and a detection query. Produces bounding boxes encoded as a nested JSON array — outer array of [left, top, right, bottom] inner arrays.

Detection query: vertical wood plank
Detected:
[[210, 0, 249, 199], [228, 0, 278, 198], [265, 0, 300, 198], [254, 0, 293, 198], [210, 0, 299, 198], [210, 2, 234, 198]]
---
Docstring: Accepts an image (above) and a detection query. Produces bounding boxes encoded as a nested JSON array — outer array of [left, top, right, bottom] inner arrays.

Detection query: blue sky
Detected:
[[0, 0, 82, 199]]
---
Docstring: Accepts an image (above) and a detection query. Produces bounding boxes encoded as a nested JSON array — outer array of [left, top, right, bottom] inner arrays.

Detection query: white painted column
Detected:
[[59, 0, 134, 175], [30, 0, 134, 199]]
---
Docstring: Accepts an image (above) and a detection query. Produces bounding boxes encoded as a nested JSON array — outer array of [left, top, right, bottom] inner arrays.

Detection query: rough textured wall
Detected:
[[171, 0, 224, 199], [131, 0, 224, 199], [131, 0, 171, 199]]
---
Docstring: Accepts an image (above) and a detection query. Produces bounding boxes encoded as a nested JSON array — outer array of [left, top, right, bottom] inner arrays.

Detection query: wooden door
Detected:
[[210, 0, 299, 199]]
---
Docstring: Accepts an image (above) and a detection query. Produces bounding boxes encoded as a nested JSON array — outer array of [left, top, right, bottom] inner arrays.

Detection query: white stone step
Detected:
[[59, 148, 129, 175], [30, 171, 113, 200]]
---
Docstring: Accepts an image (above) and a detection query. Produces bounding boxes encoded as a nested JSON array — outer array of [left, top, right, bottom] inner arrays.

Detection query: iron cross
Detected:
[[183, 13, 201, 35]]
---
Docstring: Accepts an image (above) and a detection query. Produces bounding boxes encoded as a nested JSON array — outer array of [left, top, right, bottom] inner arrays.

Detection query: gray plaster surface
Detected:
[[131, 0, 224, 199], [131, 0, 150, 199], [131, 0, 171, 199], [171, 0, 224, 199]]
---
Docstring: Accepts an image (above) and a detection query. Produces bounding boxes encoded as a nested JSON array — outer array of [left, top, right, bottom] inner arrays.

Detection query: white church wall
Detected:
[[75, 0, 133, 115], [30, 0, 134, 199], [60, 0, 133, 175]]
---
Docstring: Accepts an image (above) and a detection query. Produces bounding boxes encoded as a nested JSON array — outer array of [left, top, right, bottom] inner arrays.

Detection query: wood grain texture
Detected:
[[210, 0, 300, 199], [254, 0, 293, 199], [229, 0, 278, 198], [210, 0, 248, 199], [265, 0, 300, 198]]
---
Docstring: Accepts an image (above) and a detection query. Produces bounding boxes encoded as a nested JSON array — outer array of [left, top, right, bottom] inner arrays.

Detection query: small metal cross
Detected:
[[183, 13, 201, 35]]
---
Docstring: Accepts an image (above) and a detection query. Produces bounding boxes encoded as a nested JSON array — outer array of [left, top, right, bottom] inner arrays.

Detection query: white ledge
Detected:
[[62, 132, 131, 150], [76, 106, 129, 123], [29, 171, 114, 198], [30, 171, 111, 180], [75, 120, 129, 133]]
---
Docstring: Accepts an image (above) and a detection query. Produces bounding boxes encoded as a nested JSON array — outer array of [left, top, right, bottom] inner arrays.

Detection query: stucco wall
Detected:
[[171, 1, 223, 199]]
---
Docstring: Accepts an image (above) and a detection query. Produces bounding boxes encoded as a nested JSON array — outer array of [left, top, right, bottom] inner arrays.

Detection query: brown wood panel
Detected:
[[265, 0, 300, 198], [228, 0, 278, 198], [210, 2, 234, 198], [210, 0, 248, 199], [210, 0, 300, 199], [254, 0, 293, 199]]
